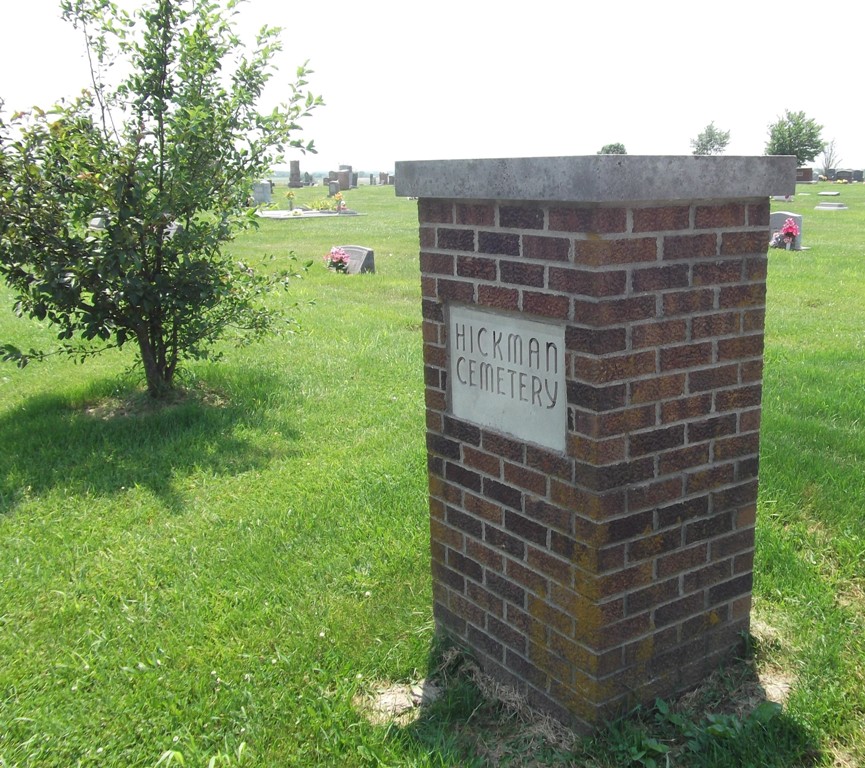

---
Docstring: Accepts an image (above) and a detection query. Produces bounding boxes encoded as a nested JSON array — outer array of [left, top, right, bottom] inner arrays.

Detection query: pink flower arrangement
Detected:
[[780, 217, 800, 237], [324, 246, 350, 272]]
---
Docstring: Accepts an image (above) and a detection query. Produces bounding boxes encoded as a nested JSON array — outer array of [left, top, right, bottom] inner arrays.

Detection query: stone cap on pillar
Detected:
[[394, 155, 796, 202]]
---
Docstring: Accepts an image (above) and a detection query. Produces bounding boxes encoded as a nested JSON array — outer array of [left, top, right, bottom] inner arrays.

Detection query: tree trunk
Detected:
[[135, 325, 173, 398]]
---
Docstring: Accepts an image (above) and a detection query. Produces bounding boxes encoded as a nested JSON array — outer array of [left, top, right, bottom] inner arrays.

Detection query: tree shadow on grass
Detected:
[[385, 637, 821, 767], [0, 366, 302, 515]]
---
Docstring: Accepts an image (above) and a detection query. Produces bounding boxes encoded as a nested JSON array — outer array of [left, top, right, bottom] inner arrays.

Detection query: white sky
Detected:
[[2, 0, 863, 174]]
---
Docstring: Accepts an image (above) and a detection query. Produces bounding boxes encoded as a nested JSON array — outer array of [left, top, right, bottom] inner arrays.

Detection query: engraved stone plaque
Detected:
[[448, 305, 566, 452]]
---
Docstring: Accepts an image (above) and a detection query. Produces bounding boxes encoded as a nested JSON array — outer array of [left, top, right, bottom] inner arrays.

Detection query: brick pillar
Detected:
[[395, 156, 795, 732]]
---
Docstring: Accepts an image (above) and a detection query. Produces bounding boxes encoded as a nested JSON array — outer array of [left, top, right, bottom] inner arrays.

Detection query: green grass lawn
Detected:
[[0, 181, 863, 767]]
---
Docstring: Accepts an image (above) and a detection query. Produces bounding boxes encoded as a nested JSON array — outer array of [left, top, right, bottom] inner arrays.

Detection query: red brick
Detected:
[[549, 207, 627, 233], [447, 547, 484, 582], [633, 264, 690, 292], [504, 462, 548, 496], [501, 205, 544, 229], [739, 408, 761, 432], [708, 573, 753, 605], [478, 231, 520, 256], [720, 231, 769, 256], [487, 569, 527, 607], [466, 581, 505, 617], [744, 256, 768, 281], [567, 381, 627, 411], [663, 234, 716, 260], [421, 299, 444, 323], [692, 312, 741, 339], [712, 480, 758, 513], [488, 614, 529, 654], [686, 463, 735, 494], [572, 350, 657, 384], [660, 342, 713, 371], [573, 238, 657, 266], [626, 577, 680, 615], [466, 537, 505, 571], [632, 205, 690, 232], [526, 545, 573, 586], [687, 414, 737, 442], [477, 284, 520, 311], [695, 203, 745, 229], [579, 404, 655, 438], [632, 319, 688, 349], [662, 289, 715, 316], [573, 457, 655, 493], [419, 199, 454, 224], [747, 202, 770, 226], [574, 295, 657, 326], [484, 477, 523, 510], [505, 509, 549, 547], [463, 446, 502, 477], [500, 260, 545, 287], [523, 291, 570, 319], [524, 496, 571, 533], [420, 251, 455, 275], [456, 202, 495, 226], [684, 511, 733, 544], [437, 278, 474, 302], [629, 373, 686, 404], [627, 528, 683, 563], [567, 434, 627, 465], [523, 234, 570, 261], [718, 283, 766, 309], [629, 425, 686, 457], [717, 334, 764, 361], [692, 260, 743, 285], [714, 385, 762, 411], [482, 431, 524, 461], [743, 309, 766, 332], [549, 267, 627, 297], [657, 443, 710, 475], [420, 227, 436, 249], [457, 255, 497, 280], [714, 433, 760, 462], [656, 496, 709, 528], [654, 592, 705, 627], [438, 228, 475, 251], [657, 543, 708, 577], [525, 447, 573, 480], [627, 476, 684, 511], [423, 342, 446, 367], [689, 364, 739, 392], [565, 326, 628, 354]]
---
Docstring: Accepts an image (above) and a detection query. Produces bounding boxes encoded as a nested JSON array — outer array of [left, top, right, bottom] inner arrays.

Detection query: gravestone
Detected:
[[338, 170, 351, 191], [380, 172, 389, 185], [815, 201, 848, 210], [252, 181, 272, 204], [769, 210, 803, 249], [328, 180, 341, 197], [853, 170, 863, 182], [337, 245, 375, 274], [796, 167, 813, 182], [835, 170, 853, 182], [397, 154, 795, 732], [289, 160, 302, 188]]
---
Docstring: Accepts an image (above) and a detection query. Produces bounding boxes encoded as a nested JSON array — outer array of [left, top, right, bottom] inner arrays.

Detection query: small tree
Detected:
[[597, 143, 627, 155], [820, 139, 842, 177], [0, 0, 322, 397], [690, 121, 730, 155], [765, 109, 824, 166]]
